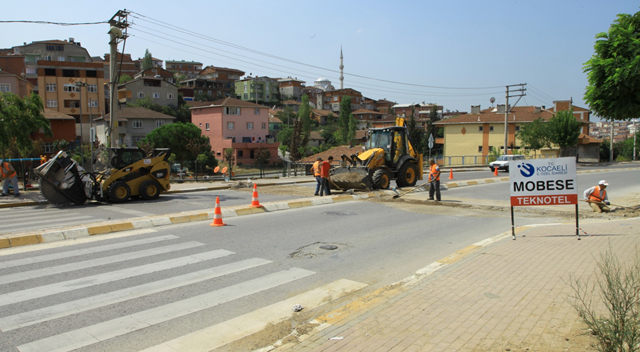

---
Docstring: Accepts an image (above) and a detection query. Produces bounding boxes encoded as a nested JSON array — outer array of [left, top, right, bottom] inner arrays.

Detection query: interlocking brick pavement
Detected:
[[275, 218, 640, 352]]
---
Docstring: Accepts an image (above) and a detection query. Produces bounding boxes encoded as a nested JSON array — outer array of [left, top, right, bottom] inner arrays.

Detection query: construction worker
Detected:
[[428, 159, 441, 201], [312, 157, 323, 196], [584, 180, 610, 213], [0, 159, 20, 197], [321, 156, 334, 196]]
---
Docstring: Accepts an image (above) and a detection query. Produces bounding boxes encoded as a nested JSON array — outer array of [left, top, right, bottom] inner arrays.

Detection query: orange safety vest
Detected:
[[0, 162, 16, 179], [429, 163, 440, 181], [312, 161, 322, 177], [588, 186, 607, 202]]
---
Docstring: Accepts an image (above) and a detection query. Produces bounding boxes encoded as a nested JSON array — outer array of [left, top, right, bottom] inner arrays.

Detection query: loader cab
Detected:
[[110, 148, 146, 170], [366, 127, 409, 166]]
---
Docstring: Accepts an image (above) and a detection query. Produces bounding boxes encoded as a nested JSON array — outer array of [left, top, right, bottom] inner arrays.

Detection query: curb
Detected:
[[0, 191, 376, 250]]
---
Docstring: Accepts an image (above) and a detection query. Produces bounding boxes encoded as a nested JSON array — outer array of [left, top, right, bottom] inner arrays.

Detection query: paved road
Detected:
[[0, 189, 301, 236]]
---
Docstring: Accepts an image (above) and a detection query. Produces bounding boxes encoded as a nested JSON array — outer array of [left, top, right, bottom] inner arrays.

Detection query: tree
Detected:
[[516, 118, 550, 158], [348, 113, 357, 146], [546, 110, 582, 156], [119, 74, 133, 84], [299, 94, 311, 152], [289, 117, 304, 162], [142, 49, 153, 71], [584, 11, 640, 122], [406, 106, 424, 153], [0, 93, 52, 158], [275, 106, 296, 126], [142, 123, 211, 166], [338, 96, 352, 144], [223, 148, 234, 178], [255, 148, 271, 177]]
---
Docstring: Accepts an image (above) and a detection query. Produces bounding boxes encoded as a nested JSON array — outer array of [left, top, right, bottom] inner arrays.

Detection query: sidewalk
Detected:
[[268, 218, 640, 352]]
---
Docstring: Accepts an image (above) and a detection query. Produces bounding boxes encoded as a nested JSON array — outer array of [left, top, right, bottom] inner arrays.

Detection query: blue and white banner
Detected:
[[509, 157, 578, 206]]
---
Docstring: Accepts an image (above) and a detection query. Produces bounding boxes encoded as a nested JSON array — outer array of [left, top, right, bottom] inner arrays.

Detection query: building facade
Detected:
[[278, 77, 305, 101], [0, 71, 33, 97], [95, 107, 175, 147], [235, 76, 280, 105], [190, 97, 280, 165], [165, 60, 203, 79], [118, 74, 178, 107]]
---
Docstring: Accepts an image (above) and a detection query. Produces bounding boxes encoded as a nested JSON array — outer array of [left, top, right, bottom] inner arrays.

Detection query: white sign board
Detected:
[[509, 157, 577, 206]]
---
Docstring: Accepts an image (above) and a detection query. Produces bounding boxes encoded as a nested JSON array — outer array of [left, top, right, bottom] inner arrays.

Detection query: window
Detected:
[[46, 83, 57, 92], [478, 126, 483, 132], [156, 120, 166, 128], [132, 120, 143, 128], [238, 150, 244, 157], [261, 122, 266, 130], [243, 93, 248, 99], [489, 126, 494, 131], [167, 93, 174, 99], [63, 84, 77, 92], [247, 122, 254, 130], [205, 123, 210, 131], [57, 56, 65, 61], [46, 99, 57, 107], [153, 92, 160, 99], [224, 107, 240, 115], [87, 84, 98, 93], [138, 92, 145, 98], [478, 146, 483, 153], [0, 84, 10, 92], [227, 122, 235, 130], [515, 125, 520, 131], [44, 143, 53, 153], [333, 97, 338, 102], [88, 99, 98, 108], [254, 108, 260, 115]]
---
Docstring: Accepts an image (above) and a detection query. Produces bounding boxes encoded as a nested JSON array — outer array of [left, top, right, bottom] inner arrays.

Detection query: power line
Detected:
[[129, 11, 504, 91], [0, 20, 107, 26]]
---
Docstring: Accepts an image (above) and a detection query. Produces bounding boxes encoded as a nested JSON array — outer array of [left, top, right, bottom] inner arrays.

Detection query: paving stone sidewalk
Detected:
[[273, 218, 640, 352]]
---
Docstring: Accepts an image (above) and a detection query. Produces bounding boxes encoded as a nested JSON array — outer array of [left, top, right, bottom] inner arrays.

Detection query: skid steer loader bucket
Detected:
[[34, 151, 88, 206], [330, 166, 372, 191]]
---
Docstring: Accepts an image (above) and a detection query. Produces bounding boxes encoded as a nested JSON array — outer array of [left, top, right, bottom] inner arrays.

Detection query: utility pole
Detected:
[[75, 81, 87, 167], [504, 84, 526, 155], [108, 10, 130, 148]]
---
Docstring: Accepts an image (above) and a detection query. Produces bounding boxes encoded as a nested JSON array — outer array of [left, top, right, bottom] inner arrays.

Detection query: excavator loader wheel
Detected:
[[372, 169, 391, 190], [140, 180, 162, 200], [396, 162, 418, 187], [108, 181, 131, 203]]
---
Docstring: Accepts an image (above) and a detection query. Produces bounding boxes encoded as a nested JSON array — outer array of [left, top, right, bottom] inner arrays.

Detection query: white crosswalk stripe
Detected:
[[0, 234, 366, 352], [0, 207, 100, 234]]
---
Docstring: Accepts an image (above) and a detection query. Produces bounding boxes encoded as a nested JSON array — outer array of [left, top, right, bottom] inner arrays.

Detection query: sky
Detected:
[[1, 0, 638, 119]]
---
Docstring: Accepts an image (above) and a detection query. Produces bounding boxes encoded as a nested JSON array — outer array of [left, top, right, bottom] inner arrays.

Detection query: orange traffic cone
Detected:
[[448, 169, 454, 180], [493, 167, 499, 176], [210, 196, 226, 227], [249, 183, 262, 208]]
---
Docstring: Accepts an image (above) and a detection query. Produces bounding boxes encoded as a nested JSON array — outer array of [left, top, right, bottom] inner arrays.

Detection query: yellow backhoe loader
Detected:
[[330, 118, 423, 191]]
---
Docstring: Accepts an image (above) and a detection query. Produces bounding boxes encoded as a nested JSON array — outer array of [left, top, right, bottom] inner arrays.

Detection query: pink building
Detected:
[[191, 97, 281, 165]]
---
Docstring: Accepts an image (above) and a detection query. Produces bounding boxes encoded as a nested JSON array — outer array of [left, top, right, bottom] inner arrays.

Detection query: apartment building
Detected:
[[278, 77, 306, 101], [165, 60, 203, 79], [235, 76, 280, 105]]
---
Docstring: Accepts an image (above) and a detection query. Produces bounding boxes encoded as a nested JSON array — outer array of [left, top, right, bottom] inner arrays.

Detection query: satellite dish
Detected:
[[490, 97, 495, 104]]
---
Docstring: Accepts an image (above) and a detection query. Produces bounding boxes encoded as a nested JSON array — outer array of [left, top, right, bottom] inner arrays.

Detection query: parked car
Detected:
[[489, 154, 525, 172]]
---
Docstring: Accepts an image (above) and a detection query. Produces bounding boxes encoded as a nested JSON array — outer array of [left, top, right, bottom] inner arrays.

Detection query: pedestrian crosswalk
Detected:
[[0, 233, 367, 352], [0, 207, 100, 235]]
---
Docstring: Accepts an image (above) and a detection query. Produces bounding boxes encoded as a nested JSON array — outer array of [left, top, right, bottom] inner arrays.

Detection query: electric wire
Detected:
[[129, 11, 504, 91], [0, 20, 107, 26]]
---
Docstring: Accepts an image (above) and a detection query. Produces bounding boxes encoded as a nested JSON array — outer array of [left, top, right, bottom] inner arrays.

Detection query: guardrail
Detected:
[[434, 154, 558, 167]]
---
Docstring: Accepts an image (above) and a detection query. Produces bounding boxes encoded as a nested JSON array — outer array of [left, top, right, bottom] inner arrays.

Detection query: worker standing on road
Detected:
[[584, 180, 610, 213], [428, 159, 441, 201], [321, 156, 334, 197], [312, 157, 323, 196], [0, 159, 20, 197]]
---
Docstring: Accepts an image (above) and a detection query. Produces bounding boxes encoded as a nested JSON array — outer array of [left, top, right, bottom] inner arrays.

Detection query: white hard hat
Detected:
[[599, 180, 609, 186]]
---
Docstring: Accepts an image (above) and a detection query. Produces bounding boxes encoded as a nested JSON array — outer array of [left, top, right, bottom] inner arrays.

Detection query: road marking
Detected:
[[0, 235, 179, 269], [0, 216, 95, 230], [0, 241, 205, 285], [0, 257, 271, 331], [143, 279, 368, 352], [105, 206, 155, 217], [0, 248, 233, 307], [17, 268, 315, 352]]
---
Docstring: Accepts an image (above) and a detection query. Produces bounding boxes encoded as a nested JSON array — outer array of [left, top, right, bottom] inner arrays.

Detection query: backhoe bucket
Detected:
[[34, 151, 88, 206], [329, 166, 372, 191]]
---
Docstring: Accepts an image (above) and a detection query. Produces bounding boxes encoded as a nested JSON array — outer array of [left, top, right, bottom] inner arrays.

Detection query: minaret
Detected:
[[339, 47, 344, 90]]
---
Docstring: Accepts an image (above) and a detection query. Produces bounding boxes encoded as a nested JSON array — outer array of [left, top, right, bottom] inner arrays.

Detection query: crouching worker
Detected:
[[584, 180, 610, 213]]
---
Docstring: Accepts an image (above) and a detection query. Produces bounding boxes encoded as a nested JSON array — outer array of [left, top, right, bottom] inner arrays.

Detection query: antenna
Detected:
[[490, 97, 495, 107]]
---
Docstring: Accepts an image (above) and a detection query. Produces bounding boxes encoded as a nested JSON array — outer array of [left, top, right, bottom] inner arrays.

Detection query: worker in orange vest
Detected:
[[312, 157, 323, 196], [583, 180, 610, 213], [1, 159, 20, 197], [428, 159, 441, 201], [320, 156, 334, 196]]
